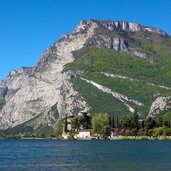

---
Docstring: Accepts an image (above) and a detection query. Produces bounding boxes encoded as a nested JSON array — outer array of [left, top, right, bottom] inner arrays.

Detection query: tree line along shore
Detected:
[[1, 109, 171, 140]]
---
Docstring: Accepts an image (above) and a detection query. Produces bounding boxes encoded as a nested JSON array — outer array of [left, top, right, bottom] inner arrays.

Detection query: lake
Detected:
[[0, 139, 171, 171]]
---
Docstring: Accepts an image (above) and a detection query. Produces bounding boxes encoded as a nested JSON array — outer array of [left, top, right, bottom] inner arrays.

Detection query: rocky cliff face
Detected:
[[0, 20, 169, 131], [80, 20, 167, 36], [148, 96, 171, 118], [0, 21, 98, 130]]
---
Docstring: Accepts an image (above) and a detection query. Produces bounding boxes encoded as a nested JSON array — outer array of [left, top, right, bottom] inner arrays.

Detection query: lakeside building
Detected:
[[74, 129, 92, 140], [62, 110, 91, 139]]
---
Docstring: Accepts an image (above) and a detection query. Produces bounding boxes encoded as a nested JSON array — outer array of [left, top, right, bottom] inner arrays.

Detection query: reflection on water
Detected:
[[0, 140, 171, 171]]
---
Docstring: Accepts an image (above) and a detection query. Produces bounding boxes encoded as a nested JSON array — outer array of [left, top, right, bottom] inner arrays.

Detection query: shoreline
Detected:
[[111, 135, 171, 140], [1, 136, 171, 140]]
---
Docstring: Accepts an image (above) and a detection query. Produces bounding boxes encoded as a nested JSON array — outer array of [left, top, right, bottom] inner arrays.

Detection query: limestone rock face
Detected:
[[0, 19, 168, 130], [133, 51, 147, 59], [0, 86, 8, 100], [89, 35, 129, 51], [0, 67, 33, 89], [148, 96, 171, 118], [80, 20, 167, 36], [0, 21, 97, 130]]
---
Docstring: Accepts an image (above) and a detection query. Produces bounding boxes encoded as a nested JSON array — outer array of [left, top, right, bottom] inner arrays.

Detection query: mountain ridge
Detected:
[[0, 19, 170, 135], [75, 20, 168, 36]]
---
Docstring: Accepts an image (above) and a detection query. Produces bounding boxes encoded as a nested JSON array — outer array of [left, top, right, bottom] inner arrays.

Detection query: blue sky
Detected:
[[0, 0, 171, 80]]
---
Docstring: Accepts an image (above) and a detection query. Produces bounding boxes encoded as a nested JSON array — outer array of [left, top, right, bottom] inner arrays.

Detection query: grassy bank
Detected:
[[111, 136, 171, 140]]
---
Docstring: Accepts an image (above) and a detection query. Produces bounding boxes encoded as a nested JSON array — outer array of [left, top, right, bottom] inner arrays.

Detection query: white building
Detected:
[[74, 129, 92, 140]]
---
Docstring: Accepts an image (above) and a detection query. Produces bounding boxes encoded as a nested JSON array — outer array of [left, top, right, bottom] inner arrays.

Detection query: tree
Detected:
[[163, 127, 171, 136], [92, 113, 110, 139], [153, 127, 171, 137], [158, 118, 163, 127], [71, 115, 84, 131], [131, 108, 140, 130], [163, 120, 169, 127], [54, 119, 63, 139], [64, 117, 68, 133], [145, 117, 156, 129], [141, 120, 145, 129], [111, 116, 115, 128], [120, 116, 132, 129], [153, 127, 164, 137], [116, 116, 119, 128]]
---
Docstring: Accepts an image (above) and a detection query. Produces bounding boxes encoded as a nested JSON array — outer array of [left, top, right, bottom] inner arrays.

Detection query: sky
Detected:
[[0, 0, 171, 80]]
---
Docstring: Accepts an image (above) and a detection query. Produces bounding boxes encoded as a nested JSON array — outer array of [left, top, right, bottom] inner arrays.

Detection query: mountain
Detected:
[[0, 20, 171, 135]]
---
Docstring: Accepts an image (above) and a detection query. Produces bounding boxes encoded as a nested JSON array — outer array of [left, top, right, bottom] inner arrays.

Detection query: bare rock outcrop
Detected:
[[0, 21, 97, 129], [148, 96, 171, 118], [83, 20, 167, 36]]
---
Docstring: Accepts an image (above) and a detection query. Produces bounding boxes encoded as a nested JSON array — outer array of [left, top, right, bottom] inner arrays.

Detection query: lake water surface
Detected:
[[0, 139, 171, 171]]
